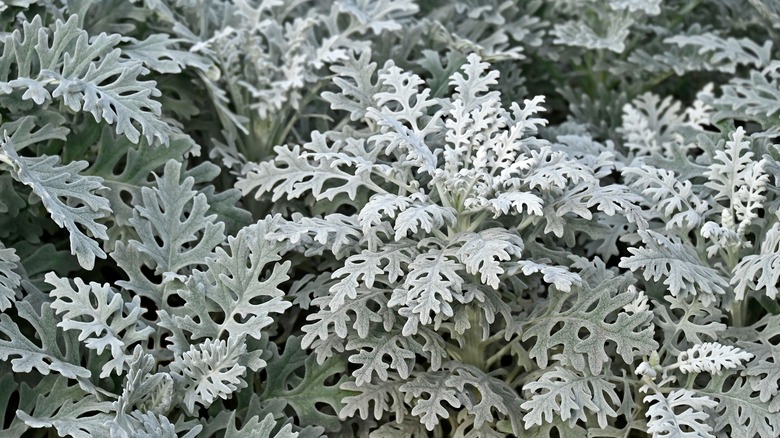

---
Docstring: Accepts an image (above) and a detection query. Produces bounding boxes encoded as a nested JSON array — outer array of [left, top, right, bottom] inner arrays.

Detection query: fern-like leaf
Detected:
[[400, 371, 461, 431], [522, 366, 619, 429], [172, 218, 292, 342], [674, 342, 753, 375], [0, 16, 170, 145], [0, 242, 20, 311], [1, 136, 111, 270], [120, 159, 225, 281], [523, 275, 657, 374], [169, 336, 248, 414], [642, 385, 717, 438], [732, 222, 780, 300], [619, 230, 728, 306], [47, 273, 153, 378]]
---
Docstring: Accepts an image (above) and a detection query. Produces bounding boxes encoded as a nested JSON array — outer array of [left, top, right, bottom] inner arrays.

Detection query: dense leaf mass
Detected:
[[0, 1, 778, 437]]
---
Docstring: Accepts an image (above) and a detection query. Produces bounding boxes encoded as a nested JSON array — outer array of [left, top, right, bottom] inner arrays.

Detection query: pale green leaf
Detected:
[[619, 230, 728, 306], [261, 337, 352, 432], [0, 300, 91, 384], [0, 15, 170, 145], [732, 222, 780, 300], [400, 371, 461, 431], [523, 275, 657, 374], [390, 248, 464, 325], [453, 228, 524, 289], [172, 218, 291, 341], [16, 377, 113, 438], [124, 159, 225, 279], [642, 385, 717, 438]]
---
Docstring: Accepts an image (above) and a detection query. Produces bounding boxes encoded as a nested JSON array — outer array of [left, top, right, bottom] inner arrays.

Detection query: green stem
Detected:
[[274, 82, 324, 146], [446, 308, 486, 369], [516, 215, 537, 233], [435, 181, 453, 209], [514, 367, 545, 387], [486, 342, 514, 368], [757, 295, 780, 314], [731, 301, 744, 328], [465, 210, 491, 232], [372, 170, 416, 194], [670, 0, 703, 28]]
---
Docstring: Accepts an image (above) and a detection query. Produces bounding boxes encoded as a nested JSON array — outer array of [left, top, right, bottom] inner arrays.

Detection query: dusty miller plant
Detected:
[[0, 0, 780, 437]]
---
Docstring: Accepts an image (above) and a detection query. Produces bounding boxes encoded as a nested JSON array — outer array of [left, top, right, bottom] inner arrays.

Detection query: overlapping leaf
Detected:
[[0, 15, 170, 145], [173, 218, 291, 341], [620, 230, 728, 306], [1, 136, 111, 270], [522, 367, 619, 429], [523, 275, 657, 374], [47, 273, 153, 377]]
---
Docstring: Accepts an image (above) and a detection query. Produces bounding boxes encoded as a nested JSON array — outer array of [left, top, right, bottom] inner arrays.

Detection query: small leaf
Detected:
[[400, 371, 461, 431], [169, 336, 248, 414], [675, 343, 753, 375], [0, 242, 20, 311]]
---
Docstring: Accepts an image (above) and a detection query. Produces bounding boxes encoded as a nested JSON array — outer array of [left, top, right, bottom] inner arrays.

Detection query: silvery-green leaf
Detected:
[[1, 136, 111, 270]]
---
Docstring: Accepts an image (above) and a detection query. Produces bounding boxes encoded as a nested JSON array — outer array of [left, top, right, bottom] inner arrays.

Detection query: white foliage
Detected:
[[642, 385, 717, 438], [169, 336, 248, 413], [675, 343, 753, 375], [522, 366, 619, 429], [732, 222, 780, 300]]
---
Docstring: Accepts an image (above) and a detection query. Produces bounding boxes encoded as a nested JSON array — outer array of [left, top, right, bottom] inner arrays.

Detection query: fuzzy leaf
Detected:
[[1, 136, 111, 270], [302, 285, 392, 361], [0, 242, 20, 311], [238, 133, 373, 202], [0, 300, 91, 384], [339, 377, 405, 422], [700, 375, 780, 437], [123, 159, 225, 280], [172, 218, 291, 341], [86, 128, 199, 236], [522, 366, 619, 429], [393, 202, 457, 241], [732, 222, 780, 300], [226, 412, 297, 438], [16, 377, 113, 438], [619, 230, 728, 306], [390, 248, 464, 325], [454, 228, 524, 289], [169, 336, 248, 414], [329, 243, 414, 310], [642, 385, 717, 438], [726, 314, 780, 404], [346, 333, 419, 385], [675, 342, 753, 375], [0, 16, 170, 145], [322, 49, 381, 120], [261, 337, 352, 432], [400, 371, 461, 431], [447, 363, 523, 432], [523, 275, 657, 374], [47, 273, 153, 378]]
